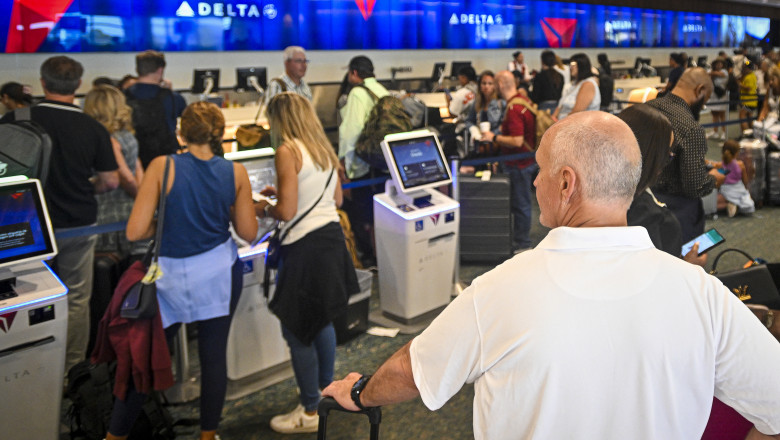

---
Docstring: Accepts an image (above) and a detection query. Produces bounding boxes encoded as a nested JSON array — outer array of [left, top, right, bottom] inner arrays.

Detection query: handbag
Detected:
[[120, 156, 172, 319], [711, 248, 780, 309], [263, 168, 334, 297]]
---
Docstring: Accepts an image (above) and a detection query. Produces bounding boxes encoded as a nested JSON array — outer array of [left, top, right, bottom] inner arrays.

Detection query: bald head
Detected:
[[543, 111, 641, 204], [673, 67, 713, 103], [495, 70, 517, 100]]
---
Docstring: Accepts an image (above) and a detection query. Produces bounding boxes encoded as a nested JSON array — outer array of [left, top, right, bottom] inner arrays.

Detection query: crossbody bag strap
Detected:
[[152, 156, 173, 263], [278, 167, 335, 242], [505, 96, 536, 152]]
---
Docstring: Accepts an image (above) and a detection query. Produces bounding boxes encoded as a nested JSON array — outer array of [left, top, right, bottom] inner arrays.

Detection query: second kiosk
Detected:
[[373, 130, 459, 324]]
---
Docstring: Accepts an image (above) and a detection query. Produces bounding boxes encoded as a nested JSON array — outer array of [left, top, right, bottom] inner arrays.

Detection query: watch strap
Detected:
[[350, 374, 372, 410]]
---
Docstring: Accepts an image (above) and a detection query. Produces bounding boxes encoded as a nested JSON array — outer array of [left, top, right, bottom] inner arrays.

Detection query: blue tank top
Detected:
[[160, 153, 235, 258]]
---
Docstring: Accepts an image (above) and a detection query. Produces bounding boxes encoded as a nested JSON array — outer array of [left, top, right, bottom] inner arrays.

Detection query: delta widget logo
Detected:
[[540, 18, 577, 48], [0, 311, 17, 333], [355, 0, 377, 20]]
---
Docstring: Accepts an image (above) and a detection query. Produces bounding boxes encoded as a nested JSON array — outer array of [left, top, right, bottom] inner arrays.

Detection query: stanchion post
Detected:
[[165, 323, 200, 403], [450, 156, 465, 297]]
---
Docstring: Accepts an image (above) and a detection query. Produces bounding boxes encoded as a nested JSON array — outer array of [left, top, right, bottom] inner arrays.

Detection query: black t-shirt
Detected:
[[0, 100, 117, 228]]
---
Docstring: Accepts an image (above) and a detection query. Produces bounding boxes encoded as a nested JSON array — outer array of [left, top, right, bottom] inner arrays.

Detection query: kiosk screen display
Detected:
[[388, 135, 450, 190], [225, 150, 276, 193], [0, 180, 56, 268]]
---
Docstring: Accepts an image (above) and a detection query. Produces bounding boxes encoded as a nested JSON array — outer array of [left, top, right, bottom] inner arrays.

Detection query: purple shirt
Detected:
[[724, 159, 742, 185]]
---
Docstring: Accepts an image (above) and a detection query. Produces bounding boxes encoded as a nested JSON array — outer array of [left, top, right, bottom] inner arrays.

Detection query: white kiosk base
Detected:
[[225, 244, 292, 400], [0, 261, 67, 440], [374, 181, 459, 324]]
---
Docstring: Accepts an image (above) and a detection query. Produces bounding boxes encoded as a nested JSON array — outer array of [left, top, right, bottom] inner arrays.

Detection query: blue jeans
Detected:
[[505, 164, 538, 250], [282, 323, 337, 412]]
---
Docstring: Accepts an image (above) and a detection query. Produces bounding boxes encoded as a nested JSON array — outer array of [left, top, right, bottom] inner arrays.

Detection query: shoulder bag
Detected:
[[711, 248, 780, 309], [120, 156, 172, 319], [263, 168, 334, 297]]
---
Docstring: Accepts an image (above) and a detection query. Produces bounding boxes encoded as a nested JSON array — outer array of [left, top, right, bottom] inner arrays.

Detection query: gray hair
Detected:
[[548, 121, 641, 203], [283, 46, 305, 61]]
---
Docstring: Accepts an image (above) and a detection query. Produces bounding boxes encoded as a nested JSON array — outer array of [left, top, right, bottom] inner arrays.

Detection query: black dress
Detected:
[[530, 69, 564, 104], [627, 191, 683, 257]]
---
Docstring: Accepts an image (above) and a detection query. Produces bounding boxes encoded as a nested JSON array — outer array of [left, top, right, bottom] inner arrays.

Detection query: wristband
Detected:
[[350, 374, 372, 410]]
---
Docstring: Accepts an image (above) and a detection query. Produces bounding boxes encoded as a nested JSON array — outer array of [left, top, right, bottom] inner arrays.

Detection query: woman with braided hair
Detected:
[[106, 101, 257, 440]]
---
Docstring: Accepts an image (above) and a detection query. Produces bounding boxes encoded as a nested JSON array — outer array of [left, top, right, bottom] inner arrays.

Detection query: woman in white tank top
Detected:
[[255, 92, 360, 434], [553, 53, 601, 120]]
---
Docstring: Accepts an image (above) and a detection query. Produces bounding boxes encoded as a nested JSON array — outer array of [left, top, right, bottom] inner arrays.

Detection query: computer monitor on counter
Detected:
[[192, 68, 220, 95], [236, 67, 267, 93]]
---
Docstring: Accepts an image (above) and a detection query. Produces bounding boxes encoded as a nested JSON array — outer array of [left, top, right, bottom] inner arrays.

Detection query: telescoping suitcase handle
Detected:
[[317, 397, 382, 440]]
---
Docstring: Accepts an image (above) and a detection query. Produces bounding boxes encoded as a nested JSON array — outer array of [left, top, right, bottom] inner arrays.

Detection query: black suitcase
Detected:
[[87, 252, 126, 355], [317, 397, 381, 440], [458, 174, 512, 262], [768, 151, 780, 205]]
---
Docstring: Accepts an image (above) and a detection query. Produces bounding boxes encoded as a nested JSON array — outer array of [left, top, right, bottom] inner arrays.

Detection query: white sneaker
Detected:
[[705, 130, 716, 138], [270, 404, 319, 434], [718, 132, 727, 140], [727, 202, 737, 218]]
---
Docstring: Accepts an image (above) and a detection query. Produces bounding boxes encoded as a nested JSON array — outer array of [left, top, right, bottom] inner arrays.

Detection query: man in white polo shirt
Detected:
[[324, 111, 780, 440]]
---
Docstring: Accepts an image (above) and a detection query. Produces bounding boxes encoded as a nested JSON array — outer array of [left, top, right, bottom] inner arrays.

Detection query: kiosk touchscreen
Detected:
[[0, 178, 58, 295], [380, 130, 451, 207], [0, 177, 68, 440], [225, 148, 276, 194], [374, 131, 459, 325]]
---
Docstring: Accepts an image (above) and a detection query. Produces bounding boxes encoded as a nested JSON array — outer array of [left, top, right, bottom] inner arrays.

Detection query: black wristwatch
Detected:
[[350, 374, 372, 410]]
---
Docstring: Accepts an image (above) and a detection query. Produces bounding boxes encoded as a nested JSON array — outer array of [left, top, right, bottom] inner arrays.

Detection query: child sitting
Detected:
[[713, 140, 756, 217]]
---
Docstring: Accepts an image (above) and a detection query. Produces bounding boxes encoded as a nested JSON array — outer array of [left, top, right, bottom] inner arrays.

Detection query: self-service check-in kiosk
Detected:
[[374, 131, 459, 324], [224, 149, 292, 399], [0, 177, 67, 440]]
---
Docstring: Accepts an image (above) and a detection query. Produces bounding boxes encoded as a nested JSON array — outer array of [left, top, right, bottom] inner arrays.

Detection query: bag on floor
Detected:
[[66, 361, 176, 440]]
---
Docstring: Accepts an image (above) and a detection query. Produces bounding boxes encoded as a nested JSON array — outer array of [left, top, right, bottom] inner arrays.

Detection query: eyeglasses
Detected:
[[290, 59, 310, 64]]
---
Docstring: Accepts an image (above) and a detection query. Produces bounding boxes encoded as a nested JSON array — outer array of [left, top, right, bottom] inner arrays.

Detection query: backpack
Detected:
[[125, 88, 181, 168], [66, 360, 176, 440], [354, 85, 413, 170], [0, 107, 52, 185], [506, 96, 555, 150]]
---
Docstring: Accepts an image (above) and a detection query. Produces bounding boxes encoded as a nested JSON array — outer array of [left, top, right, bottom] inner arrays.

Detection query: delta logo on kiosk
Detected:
[[540, 17, 577, 48], [0, 311, 17, 333]]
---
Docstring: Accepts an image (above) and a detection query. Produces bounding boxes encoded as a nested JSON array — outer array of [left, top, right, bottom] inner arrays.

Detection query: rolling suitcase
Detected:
[[317, 397, 382, 440], [458, 174, 512, 262]]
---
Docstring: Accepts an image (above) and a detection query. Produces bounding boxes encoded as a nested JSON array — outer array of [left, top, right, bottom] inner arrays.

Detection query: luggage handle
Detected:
[[711, 248, 757, 274], [317, 397, 381, 440]]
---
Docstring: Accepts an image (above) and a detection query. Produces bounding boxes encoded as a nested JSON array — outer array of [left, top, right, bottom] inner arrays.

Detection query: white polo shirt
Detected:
[[410, 226, 780, 440]]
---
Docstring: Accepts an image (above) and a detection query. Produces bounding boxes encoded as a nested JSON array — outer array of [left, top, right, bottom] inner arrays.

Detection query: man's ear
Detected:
[[560, 166, 577, 202]]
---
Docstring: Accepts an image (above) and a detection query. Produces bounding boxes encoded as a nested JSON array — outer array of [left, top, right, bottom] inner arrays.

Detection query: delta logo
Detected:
[[355, 0, 376, 20], [0, 311, 17, 333], [540, 18, 577, 48], [175, 1, 278, 19]]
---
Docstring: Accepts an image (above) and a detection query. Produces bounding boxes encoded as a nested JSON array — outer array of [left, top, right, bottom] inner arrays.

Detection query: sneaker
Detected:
[[705, 130, 716, 138], [727, 203, 737, 218], [718, 132, 727, 140], [270, 404, 319, 434]]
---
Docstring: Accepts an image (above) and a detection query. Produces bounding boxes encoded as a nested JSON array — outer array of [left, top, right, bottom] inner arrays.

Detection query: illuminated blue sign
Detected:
[[0, 1, 769, 53]]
